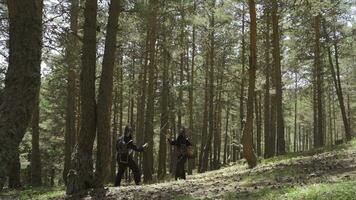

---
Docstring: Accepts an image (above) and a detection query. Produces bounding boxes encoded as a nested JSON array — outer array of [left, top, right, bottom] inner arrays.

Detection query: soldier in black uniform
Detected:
[[168, 127, 192, 180], [114, 125, 147, 187]]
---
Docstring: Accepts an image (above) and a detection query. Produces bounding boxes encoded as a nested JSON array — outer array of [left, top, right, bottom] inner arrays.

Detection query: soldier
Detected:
[[114, 125, 147, 187], [168, 127, 192, 180]]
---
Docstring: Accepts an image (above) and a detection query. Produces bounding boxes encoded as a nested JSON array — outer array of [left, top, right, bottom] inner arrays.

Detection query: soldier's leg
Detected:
[[181, 157, 187, 179], [115, 163, 127, 186], [128, 157, 141, 185], [176, 156, 184, 180], [175, 157, 180, 180]]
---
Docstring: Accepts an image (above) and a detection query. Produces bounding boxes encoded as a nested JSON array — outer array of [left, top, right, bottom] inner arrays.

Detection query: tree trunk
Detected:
[[263, 3, 272, 158], [201, 1, 215, 172], [223, 106, 230, 164], [95, 0, 121, 187], [8, 149, 21, 189], [240, 3, 246, 144], [0, 0, 43, 189], [322, 22, 351, 141], [64, 0, 79, 185], [313, 14, 324, 148], [242, 0, 258, 169], [269, 2, 277, 156], [188, 0, 196, 174], [136, 38, 148, 170], [158, 37, 170, 180], [199, 60, 209, 172], [271, 0, 285, 155], [69, 0, 98, 193], [255, 91, 262, 156], [169, 71, 177, 175], [31, 99, 42, 186], [294, 71, 298, 152], [143, 0, 158, 183], [111, 88, 119, 183]]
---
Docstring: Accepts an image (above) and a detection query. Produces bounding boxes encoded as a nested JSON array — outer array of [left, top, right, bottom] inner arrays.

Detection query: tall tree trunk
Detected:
[[0, 0, 43, 189], [143, 0, 158, 183], [263, 3, 272, 158], [188, 0, 196, 174], [269, 2, 277, 157], [313, 14, 324, 148], [240, 3, 246, 143], [136, 38, 148, 170], [111, 88, 119, 183], [223, 105, 230, 164], [63, 0, 79, 185], [70, 0, 98, 193], [158, 37, 170, 180], [199, 60, 209, 172], [322, 22, 351, 141], [242, 0, 258, 169], [178, 11, 185, 132], [272, 0, 285, 155], [31, 99, 42, 186], [294, 71, 298, 152], [201, 1, 215, 172], [255, 91, 262, 156], [95, 0, 121, 187], [169, 71, 177, 175]]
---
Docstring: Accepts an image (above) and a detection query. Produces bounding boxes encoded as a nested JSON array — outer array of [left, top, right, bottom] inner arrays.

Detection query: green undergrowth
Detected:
[[240, 166, 299, 186], [174, 180, 356, 200], [230, 180, 356, 200], [262, 138, 356, 165], [0, 186, 64, 200]]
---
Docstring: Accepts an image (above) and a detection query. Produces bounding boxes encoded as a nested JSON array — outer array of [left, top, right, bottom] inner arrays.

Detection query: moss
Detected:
[[173, 194, 197, 200], [262, 138, 356, 165], [227, 180, 356, 200], [0, 186, 65, 200]]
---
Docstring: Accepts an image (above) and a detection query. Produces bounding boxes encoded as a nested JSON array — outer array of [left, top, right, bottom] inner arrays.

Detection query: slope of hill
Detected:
[[2, 139, 356, 200], [64, 139, 356, 200]]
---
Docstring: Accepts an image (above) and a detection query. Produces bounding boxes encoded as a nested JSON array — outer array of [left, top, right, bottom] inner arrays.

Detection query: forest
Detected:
[[0, 0, 355, 199]]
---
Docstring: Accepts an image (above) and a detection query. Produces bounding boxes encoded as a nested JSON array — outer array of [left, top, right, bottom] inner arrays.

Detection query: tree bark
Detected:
[[69, 0, 98, 193], [8, 149, 21, 189], [95, 0, 121, 187], [64, 0, 79, 185], [313, 14, 324, 148], [263, 2, 272, 158], [242, 0, 258, 169], [271, 0, 285, 155], [223, 106, 230, 164], [188, 0, 196, 174], [240, 2, 246, 146], [322, 21, 351, 141], [0, 0, 43, 189], [199, 59, 209, 172], [201, 0, 216, 172], [110, 87, 119, 183], [31, 99, 42, 186], [143, 0, 159, 183], [255, 91, 262, 156], [158, 36, 170, 180]]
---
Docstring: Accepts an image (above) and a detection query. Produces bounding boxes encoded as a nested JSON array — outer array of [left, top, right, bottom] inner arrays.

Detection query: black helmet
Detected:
[[179, 126, 186, 136], [124, 125, 133, 137]]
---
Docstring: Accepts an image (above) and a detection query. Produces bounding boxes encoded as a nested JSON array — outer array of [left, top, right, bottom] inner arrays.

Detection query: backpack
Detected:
[[177, 143, 194, 159]]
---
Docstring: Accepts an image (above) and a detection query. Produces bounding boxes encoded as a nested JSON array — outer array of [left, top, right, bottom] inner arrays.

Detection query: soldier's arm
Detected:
[[186, 138, 192, 146], [128, 141, 144, 152], [168, 138, 177, 145]]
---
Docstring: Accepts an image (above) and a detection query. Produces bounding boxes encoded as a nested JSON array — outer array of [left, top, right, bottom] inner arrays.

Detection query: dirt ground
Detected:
[[58, 147, 356, 200]]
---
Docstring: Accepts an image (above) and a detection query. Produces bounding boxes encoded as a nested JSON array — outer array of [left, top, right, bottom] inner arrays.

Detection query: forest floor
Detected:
[[2, 139, 356, 200]]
